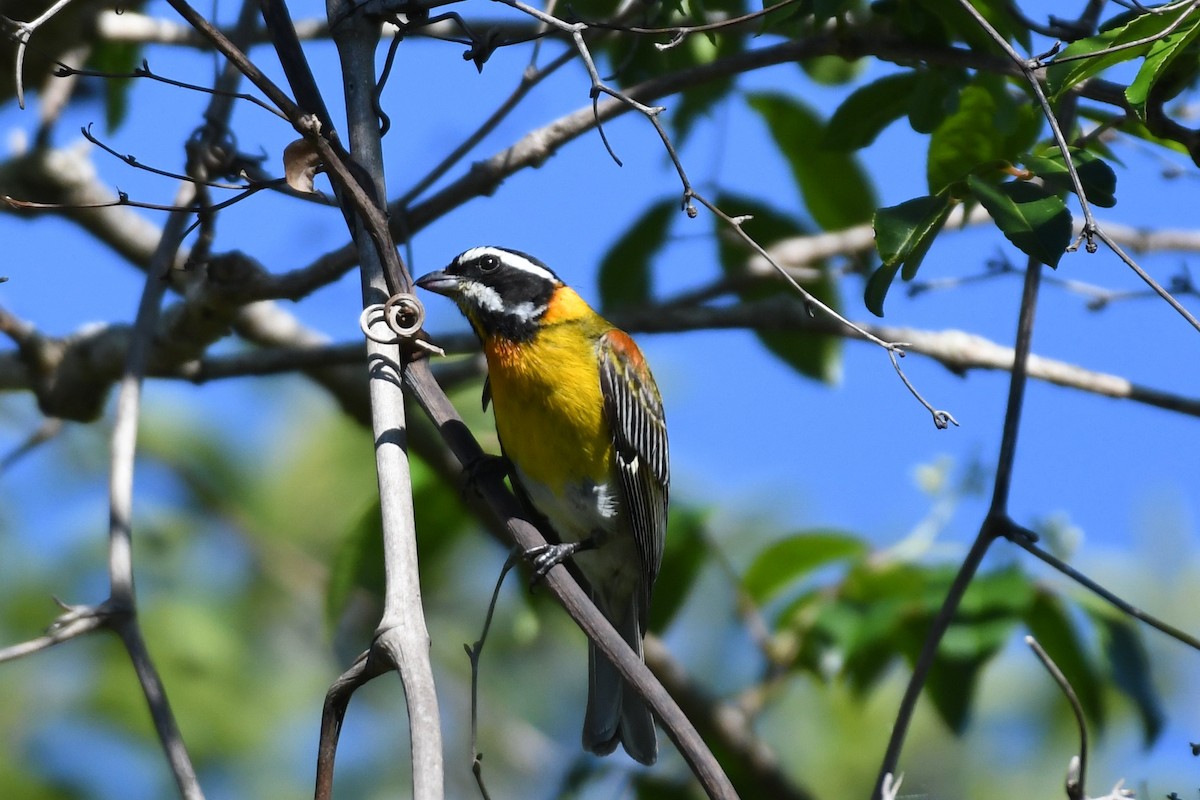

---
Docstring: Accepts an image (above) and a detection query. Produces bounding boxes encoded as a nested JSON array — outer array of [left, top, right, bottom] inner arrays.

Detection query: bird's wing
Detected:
[[598, 329, 669, 616]]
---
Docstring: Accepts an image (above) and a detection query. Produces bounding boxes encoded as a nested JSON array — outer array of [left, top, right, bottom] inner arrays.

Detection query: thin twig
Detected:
[[1009, 526, 1200, 652], [464, 550, 521, 800], [869, 514, 1003, 800], [1026, 635, 1088, 800], [1039, 0, 1200, 67], [0, 417, 63, 474], [0, 605, 105, 663], [887, 349, 958, 428], [105, 183, 206, 800], [587, 0, 803, 49], [871, 248, 1049, 798], [53, 60, 287, 119], [81, 123, 252, 189], [1094, 227, 1200, 333]]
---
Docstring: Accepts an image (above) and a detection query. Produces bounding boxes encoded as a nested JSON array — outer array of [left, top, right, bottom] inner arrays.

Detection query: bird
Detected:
[[415, 246, 669, 765]]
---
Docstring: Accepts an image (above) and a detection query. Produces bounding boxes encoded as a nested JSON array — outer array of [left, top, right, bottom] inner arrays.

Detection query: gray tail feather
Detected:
[[582, 592, 658, 765]]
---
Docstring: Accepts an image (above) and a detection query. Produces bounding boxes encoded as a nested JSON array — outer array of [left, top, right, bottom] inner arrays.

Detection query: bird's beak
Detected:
[[414, 269, 458, 297]]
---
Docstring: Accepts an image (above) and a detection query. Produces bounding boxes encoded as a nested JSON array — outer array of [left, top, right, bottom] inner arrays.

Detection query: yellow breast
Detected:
[[484, 297, 613, 491]]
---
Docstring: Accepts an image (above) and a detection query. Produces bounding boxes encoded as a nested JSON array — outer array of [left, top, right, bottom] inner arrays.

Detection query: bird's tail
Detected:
[[583, 591, 657, 765]]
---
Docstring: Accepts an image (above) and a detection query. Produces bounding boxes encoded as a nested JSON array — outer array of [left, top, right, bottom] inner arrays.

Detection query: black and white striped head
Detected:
[[416, 246, 564, 342]]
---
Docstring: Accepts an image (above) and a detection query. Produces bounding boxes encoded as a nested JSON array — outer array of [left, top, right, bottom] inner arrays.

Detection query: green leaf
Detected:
[[648, 509, 709, 632], [823, 72, 922, 151], [967, 176, 1073, 268], [864, 262, 902, 318], [1024, 591, 1106, 730], [597, 198, 675, 313], [907, 68, 968, 134], [924, 653, 990, 733], [926, 83, 1006, 194], [1021, 148, 1118, 208], [1089, 610, 1165, 745], [743, 530, 867, 604], [1022, 148, 1113, 208], [747, 92, 878, 230], [1125, 11, 1200, 117], [714, 193, 844, 382], [874, 193, 954, 277], [925, 76, 1040, 195], [866, 193, 953, 316], [1047, 6, 1196, 100], [85, 41, 142, 132]]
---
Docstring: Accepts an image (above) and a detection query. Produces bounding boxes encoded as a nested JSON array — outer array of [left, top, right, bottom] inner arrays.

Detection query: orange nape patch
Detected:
[[541, 286, 595, 325], [600, 328, 647, 371]]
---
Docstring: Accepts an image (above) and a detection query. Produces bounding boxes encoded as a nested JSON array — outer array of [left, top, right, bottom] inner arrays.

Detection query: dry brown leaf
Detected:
[[283, 138, 323, 193]]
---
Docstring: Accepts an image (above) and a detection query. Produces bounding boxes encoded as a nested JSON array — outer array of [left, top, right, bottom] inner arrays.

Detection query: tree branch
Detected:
[[316, 2, 444, 796]]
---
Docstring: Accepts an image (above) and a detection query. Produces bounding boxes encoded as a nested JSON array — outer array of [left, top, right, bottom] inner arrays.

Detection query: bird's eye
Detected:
[[478, 255, 500, 273]]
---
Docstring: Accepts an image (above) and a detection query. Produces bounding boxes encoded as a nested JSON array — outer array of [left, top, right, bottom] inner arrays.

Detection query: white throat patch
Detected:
[[459, 280, 546, 322]]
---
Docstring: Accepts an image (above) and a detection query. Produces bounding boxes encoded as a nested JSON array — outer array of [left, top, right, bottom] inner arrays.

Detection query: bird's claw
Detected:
[[525, 542, 579, 585]]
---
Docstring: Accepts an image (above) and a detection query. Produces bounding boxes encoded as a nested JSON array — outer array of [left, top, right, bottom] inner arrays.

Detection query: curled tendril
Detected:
[[359, 294, 445, 356]]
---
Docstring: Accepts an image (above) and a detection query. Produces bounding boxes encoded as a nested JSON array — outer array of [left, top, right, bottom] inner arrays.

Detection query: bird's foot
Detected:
[[525, 539, 592, 585]]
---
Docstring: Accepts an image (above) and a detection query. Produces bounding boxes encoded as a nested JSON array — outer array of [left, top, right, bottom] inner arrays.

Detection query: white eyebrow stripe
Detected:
[[459, 246, 558, 283]]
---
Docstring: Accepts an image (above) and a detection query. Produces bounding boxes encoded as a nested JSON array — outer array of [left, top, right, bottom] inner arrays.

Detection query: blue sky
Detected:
[[6, 11, 1197, 544]]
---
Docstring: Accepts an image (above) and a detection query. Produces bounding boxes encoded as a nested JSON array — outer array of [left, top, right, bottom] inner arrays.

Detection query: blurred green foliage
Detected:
[[1, 387, 1192, 799]]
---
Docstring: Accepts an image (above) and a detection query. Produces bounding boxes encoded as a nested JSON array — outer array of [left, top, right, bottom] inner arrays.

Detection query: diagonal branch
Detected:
[[402, 358, 739, 799]]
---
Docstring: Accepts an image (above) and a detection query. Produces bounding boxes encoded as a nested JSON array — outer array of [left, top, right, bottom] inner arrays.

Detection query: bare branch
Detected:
[[1, 0, 75, 107], [322, 4, 445, 795], [7, 293, 1200, 425]]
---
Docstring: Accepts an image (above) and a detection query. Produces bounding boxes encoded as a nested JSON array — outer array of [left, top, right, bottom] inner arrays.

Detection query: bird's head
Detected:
[[416, 246, 565, 342]]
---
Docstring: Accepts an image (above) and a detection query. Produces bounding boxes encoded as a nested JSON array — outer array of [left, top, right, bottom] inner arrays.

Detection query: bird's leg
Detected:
[[526, 535, 600, 583]]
